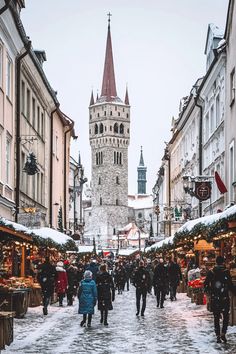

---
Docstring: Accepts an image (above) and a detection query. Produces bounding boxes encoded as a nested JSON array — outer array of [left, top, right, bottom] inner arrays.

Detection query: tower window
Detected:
[[95, 124, 98, 134], [90, 114, 92, 120], [116, 176, 119, 184], [118, 112, 120, 116], [110, 126, 112, 131], [116, 152, 119, 164], [115, 199, 119, 206], [114, 151, 116, 164], [99, 123, 104, 134], [114, 123, 118, 133], [119, 152, 122, 165], [120, 124, 124, 134], [126, 113, 129, 118], [113, 228, 116, 235], [127, 128, 129, 134], [104, 111, 106, 116], [98, 177, 101, 185], [100, 197, 102, 205], [97, 113, 100, 118], [110, 111, 112, 116]]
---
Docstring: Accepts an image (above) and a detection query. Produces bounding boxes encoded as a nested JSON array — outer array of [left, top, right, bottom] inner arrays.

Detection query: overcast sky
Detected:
[[21, 0, 228, 195]]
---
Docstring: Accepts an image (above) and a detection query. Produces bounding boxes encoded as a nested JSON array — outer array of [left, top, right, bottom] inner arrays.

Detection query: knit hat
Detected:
[[84, 270, 93, 279]]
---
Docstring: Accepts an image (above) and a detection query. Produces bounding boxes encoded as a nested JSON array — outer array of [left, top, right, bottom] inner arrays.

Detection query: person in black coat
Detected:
[[133, 260, 151, 316], [204, 255, 236, 343], [168, 258, 182, 301], [37, 256, 56, 315], [65, 262, 78, 306], [96, 263, 115, 326], [153, 258, 168, 308]]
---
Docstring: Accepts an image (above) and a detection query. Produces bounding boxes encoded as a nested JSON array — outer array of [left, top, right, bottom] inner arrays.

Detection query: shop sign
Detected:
[[194, 240, 214, 250], [195, 181, 211, 201]]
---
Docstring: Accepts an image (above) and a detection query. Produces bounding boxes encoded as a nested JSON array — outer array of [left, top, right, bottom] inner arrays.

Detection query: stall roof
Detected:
[[78, 245, 94, 254], [118, 248, 141, 256], [0, 217, 33, 242], [145, 236, 174, 252], [28, 227, 73, 245]]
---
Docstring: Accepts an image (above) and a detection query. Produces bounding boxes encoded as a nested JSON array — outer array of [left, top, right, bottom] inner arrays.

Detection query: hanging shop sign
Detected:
[[194, 240, 214, 251], [194, 181, 212, 201]]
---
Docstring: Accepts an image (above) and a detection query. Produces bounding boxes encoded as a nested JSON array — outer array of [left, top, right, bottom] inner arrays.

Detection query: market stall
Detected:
[[0, 311, 14, 351]]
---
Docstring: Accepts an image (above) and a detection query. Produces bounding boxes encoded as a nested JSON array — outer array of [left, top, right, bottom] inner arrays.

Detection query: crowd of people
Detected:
[[36, 253, 236, 344], [37, 255, 183, 326]]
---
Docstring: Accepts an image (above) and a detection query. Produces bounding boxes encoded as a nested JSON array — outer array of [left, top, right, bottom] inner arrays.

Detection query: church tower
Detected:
[[137, 147, 147, 194], [89, 15, 130, 247]]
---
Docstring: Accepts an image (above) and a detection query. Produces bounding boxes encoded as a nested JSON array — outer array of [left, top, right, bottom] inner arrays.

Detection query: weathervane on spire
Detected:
[[107, 12, 112, 26]]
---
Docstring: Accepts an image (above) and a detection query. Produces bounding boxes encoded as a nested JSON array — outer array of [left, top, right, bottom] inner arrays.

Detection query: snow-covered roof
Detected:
[[29, 227, 73, 245], [145, 236, 174, 252], [0, 217, 31, 233], [177, 205, 236, 235], [118, 223, 133, 232], [128, 194, 153, 209], [118, 248, 140, 256], [78, 245, 94, 253]]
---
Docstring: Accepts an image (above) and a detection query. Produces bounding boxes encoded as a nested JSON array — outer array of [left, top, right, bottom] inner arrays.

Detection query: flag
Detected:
[[214, 171, 227, 194]]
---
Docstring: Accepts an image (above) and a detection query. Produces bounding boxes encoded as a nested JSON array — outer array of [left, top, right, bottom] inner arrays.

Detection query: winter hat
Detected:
[[216, 256, 224, 265], [57, 261, 64, 268], [84, 270, 93, 279]]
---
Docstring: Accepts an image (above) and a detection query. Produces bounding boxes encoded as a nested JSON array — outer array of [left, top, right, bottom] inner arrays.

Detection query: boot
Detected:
[[104, 311, 108, 326], [216, 336, 222, 343], [100, 311, 104, 324], [80, 315, 86, 327], [43, 307, 48, 315], [221, 334, 227, 343], [87, 314, 92, 327]]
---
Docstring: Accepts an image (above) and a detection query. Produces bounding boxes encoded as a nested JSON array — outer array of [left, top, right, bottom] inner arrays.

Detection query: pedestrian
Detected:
[[78, 270, 97, 327], [168, 258, 182, 301], [204, 255, 236, 343], [55, 261, 68, 306], [85, 259, 99, 281], [133, 260, 151, 316], [37, 256, 56, 315], [115, 263, 126, 294], [96, 263, 115, 326], [153, 258, 168, 308], [146, 259, 154, 294], [65, 260, 78, 306]]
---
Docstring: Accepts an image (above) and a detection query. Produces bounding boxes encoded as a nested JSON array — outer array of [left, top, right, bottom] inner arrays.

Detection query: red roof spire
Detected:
[[101, 13, 117, 100], [125, 85, 130, 105], [89, 90, 94, 105]]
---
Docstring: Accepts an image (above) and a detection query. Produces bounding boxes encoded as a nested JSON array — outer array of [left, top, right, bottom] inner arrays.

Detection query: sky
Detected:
[[21, 0, 229, 195]]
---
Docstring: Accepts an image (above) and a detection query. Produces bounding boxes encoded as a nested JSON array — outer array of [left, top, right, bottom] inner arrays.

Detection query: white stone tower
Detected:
[[89, 15, 130, 247]]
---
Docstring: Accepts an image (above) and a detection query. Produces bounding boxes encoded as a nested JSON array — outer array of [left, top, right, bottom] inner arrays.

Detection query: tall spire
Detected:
[[124, 85, 130, 105], [89, 90, 94, 105], [139, 146, 144, 166], [101, 13, 117, 100]]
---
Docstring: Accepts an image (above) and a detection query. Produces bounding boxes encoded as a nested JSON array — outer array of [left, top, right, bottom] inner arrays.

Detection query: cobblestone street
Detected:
[[4, 286, 236, 354]]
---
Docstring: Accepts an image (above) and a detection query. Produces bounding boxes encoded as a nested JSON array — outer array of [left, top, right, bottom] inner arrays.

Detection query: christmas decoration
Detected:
[[23, 152, 39, 175]]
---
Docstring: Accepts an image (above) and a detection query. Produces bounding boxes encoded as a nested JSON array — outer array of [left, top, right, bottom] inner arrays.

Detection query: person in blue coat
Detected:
[[78, 270, 97, 327]]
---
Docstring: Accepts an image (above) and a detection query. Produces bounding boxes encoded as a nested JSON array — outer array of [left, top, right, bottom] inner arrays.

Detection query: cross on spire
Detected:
[[107, 12, 112, 26]]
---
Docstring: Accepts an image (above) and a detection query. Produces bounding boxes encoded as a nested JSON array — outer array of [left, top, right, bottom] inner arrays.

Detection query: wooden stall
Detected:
[[0, 311, 14, 351]]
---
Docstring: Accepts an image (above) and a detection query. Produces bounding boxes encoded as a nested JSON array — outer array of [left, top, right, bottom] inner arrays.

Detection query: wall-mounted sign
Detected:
[[195, 181, 212, 201]]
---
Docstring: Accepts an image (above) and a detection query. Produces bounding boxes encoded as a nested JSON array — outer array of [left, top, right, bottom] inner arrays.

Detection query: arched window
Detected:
[[116, 176, 119, 184], [98, 177, 101, 185], [101, 152, 103, 164], [99, 123, 104, 134], [95, 124, 98, 134], [96, 153, 98, 165], [100, 197, 102, 205], [114, 123, 118, 133], [119, 152, 122, 165], [116, 152, 119, 164], [120, 124, 124, 134], [114, 151, 116, 164]]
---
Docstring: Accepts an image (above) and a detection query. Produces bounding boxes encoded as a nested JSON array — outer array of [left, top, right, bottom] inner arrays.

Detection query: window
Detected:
[[6, 56, 12, 99], [110, 126, 112, 131], [104, 111, 106, 116], [98, 177, 101, 185], [116, 199, 119, 206], [215, 94, 220, 127], [21, 81, 25, 114], [100, 197, 102, 205], [116, 176, 119, 184], [126, 113, 129, 118], [229, 142, 235, 201], [118, 112, 120, 117], [37, 106, 40, 132], [120, 124, 124, 134], [6, 137, 11, 184], [26, 88, 30, 120], [99, 123, 104, 134], [230, 68, 235, 105], [0, 45, 2, 87], [110, 111, 112, 116], [114, 123, 118, 133], [32, 98, 36, 128], [95, 124, 98, 134]]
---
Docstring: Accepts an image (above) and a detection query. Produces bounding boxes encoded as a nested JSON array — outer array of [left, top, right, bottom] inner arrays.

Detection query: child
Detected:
[[78, 270, 97, 327]]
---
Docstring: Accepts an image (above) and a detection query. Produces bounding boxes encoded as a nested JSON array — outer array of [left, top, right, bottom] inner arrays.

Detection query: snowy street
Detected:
[[4, 286, 236, 354]]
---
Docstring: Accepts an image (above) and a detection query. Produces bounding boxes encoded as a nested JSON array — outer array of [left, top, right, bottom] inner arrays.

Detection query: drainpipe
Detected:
[[15, 41, 31, 222], [0, 0, 11, 15], [195, 98, 203, 217], [49, 105, 59, 227], [64, 125, 73, 230]]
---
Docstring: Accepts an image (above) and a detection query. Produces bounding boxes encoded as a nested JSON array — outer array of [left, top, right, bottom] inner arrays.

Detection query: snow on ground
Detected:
[[4, 287, 236, 354]]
